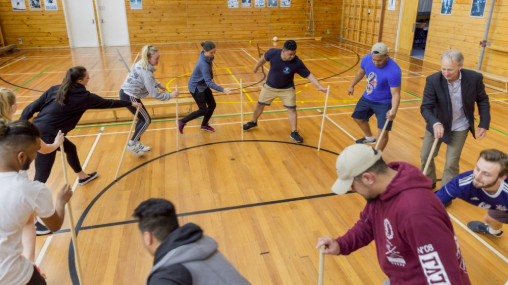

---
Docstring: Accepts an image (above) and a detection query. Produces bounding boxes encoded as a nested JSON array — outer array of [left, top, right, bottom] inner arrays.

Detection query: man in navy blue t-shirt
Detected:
[[243, 40, 327, 143], [436, 149, 508, 238], [348, 42, 401, 151]]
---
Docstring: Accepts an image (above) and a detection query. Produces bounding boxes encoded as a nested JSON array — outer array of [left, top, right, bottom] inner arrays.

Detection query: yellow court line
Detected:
[[226, 67, 254, 102], [215, 99, 359, 104], [165, 72, 192, 92]]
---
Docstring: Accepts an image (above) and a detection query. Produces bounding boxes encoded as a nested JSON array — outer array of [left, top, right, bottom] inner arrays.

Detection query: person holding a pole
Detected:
[[0, 120, 72, 285], [420, 50, 490, 189], [348, 43, 401, 151], [436, 149, 508, 237], [20, 67, 139, 235], [242, 40, 327, 143], [316, 144, 471, 285], [120, 45, 179, 155], [178, 41, 231, 134], [20, 66, 140, 187]]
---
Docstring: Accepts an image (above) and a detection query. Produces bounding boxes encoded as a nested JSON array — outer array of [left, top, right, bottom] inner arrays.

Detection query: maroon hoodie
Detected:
[[336, 162, 470, 285]]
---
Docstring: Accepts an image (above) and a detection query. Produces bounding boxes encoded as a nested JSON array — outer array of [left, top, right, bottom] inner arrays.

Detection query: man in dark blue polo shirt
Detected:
[[243, 40, 327, 143]]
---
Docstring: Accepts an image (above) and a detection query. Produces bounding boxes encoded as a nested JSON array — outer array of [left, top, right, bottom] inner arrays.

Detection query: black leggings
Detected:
[[119, 89, 151, 142], [35, 133, 82, 183], [181, 88, 216, 126]]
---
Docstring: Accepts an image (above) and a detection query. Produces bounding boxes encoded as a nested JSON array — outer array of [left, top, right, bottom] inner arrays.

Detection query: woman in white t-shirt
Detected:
[[0, 120, 72, 285]]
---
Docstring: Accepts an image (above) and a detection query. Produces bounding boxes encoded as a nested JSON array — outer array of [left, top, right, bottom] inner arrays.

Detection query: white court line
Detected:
[[131, 52, 139, 69], [241, 48, 270, 72], [0, 56, 25, 69], [35, 127, 105, 267], [448, 213, 508, 264], [323, 115, 357, 141], [0, 69, 127, 76]]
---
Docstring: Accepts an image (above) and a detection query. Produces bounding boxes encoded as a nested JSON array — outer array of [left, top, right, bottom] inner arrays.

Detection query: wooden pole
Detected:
[[423, 138, 439, 175], [114, 107, 140, 180], [374, 109, 393, 150], [318, 245, 325, 285], [240, 79, 244, 142], [317, 86, 331, 151], [175, 85, 179, 151], [60, 146, 84, 285]]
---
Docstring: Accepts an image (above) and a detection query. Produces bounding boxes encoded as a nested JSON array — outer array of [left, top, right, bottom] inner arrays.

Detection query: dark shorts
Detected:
[[351, 96, 393, 130], [27, 266, 46, 285], [488, 209, 508, 224]]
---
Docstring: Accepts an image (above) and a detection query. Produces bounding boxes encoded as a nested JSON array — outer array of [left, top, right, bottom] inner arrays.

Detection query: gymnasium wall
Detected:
[[425, 0, 508, 77], [0, 0, 69, 47], [380, 0, 401, 51], [124, 0, 341, 44], [340, 0, 401, 51]]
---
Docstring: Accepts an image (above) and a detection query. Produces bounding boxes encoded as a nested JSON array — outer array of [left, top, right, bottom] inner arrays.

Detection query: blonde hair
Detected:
[[0, 88, 16, 123], [140, 45, 159, 70]]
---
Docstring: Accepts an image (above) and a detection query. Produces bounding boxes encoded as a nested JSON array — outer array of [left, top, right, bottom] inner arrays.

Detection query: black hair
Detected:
[[55, 66, 87, 106], [201, 41, 216, 52], [0, 119, 40, 153], [132, 198, 180, 242], [283, 40, 297, 51]]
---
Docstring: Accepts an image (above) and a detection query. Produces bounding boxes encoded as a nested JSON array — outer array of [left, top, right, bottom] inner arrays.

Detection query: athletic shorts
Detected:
[[351, 96, 393, 130], [488, 209, 508, 224], [258, 84, 296, 109]]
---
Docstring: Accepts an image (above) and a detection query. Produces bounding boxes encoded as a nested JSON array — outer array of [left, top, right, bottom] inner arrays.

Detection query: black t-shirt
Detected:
[[264, 48, 311, 89]]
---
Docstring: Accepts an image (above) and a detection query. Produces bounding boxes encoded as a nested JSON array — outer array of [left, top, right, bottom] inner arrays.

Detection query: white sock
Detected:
[[128, 140, 135, 146], [488, 226, 501, 235], [366, 136, 375, 141]]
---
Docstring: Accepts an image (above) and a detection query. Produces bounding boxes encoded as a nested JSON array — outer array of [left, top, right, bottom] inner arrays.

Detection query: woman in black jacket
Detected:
[[21, 66, 141, 186]]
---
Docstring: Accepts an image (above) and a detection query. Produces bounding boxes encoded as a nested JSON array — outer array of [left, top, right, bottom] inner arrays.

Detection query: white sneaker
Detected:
[[127, 144, 145, 156], [135, 141, 151, 151]]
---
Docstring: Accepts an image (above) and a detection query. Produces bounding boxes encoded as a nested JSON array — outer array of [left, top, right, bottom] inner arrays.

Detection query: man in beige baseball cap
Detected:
[[348, 42, 402, 151], [331, 144, 384, 196], [317, 143, 471, 284]]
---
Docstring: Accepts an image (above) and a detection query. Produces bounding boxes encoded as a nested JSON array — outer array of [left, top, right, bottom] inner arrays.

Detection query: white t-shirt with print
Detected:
[[0, 172, 55, 285]]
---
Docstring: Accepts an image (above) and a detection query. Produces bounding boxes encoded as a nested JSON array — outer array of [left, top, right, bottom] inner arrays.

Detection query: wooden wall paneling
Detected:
[[0, 0, 69, 47]]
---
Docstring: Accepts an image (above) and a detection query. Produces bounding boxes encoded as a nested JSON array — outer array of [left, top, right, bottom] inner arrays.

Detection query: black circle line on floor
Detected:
[[67, 139, 342, 284]]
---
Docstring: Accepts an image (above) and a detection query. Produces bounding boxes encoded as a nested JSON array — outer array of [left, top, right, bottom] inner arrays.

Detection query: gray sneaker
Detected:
[[127, 143, 145, 156], [135, 141, 151, 151], [467, 221, 503, 237]]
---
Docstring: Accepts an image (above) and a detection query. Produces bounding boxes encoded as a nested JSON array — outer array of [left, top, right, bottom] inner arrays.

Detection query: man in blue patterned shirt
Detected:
[[436, 149, 508, 237]]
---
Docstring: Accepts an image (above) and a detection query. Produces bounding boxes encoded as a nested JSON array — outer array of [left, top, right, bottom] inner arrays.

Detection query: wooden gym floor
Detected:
[[2, 39, 508, 284]]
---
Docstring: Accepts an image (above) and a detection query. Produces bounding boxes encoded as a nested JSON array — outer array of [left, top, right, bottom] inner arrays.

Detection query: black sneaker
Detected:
[[78, 172, 99, 186], [467, 221, 503, 237], [355, 137, 376, 144], [243, 121, 257, 131], [35, 221, 52, 236], [290, 131, 304, 143]]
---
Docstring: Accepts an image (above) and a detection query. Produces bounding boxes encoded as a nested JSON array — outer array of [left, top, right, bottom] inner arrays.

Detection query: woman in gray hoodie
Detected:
[[178, 41, 231, 134], [119, 45, 179, 155]]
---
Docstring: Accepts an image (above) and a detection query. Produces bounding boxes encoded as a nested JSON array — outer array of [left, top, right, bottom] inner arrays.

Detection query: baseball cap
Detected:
[[331, 144, 383, 195], [371, 42, 390, 56]]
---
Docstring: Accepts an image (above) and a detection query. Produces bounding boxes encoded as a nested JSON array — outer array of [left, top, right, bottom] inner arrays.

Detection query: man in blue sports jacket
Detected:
[[436, 149, 508, 237]]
